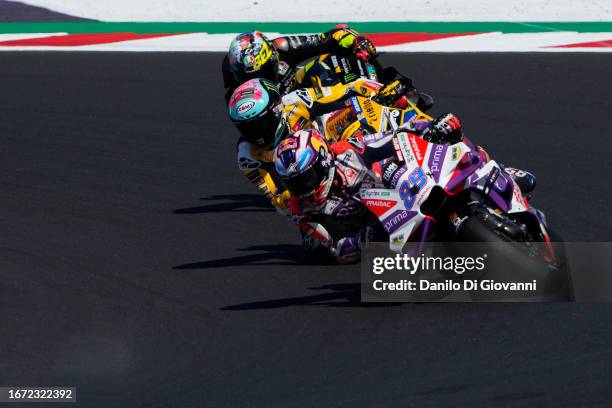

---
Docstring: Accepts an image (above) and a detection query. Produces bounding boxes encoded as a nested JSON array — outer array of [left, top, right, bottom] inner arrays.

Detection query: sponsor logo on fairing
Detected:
[[428, 144, 447, 182], [365, 190, 391, 197], [383, 162, 399, 182], [393, 138, 404, 161], [363, 199, 397, 217], [363, 132, 387, 143], [384, 109, 401, 129], [409, 135, 424, 163], [451, 146, 462, 160], [382, 210, 413, 233], [364, 200, 395, 208], [415, 184, 433, 207], [350, 97, 362, 115], [396, 133, 415, 166], [362, 81, 382, 92], [389, 166, 408, 189], [362, 99, 377, 122], [391, 233, 404, 246]]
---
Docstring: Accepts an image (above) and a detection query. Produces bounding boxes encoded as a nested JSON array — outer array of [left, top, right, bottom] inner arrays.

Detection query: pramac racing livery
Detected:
[[357, 120, 571, 298]]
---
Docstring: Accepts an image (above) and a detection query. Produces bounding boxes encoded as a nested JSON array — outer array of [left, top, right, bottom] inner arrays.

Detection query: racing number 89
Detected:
[[399, 167, 427, 209]]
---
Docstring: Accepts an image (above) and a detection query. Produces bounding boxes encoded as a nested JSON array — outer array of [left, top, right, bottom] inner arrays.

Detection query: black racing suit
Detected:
[[222, 27, 372, 102]]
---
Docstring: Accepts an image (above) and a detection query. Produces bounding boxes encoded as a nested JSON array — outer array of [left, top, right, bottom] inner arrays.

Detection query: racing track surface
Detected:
[[1, 52, 611, 407]]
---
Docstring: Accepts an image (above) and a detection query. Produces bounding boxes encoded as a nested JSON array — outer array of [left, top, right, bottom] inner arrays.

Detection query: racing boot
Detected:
[[503, 167, 537, 196]]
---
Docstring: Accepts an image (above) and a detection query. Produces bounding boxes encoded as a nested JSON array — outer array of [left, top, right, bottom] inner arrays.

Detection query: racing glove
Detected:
[[353, 36, 377, 61], [424, 113, 464, 144], [271, 189, 292, 213], [372, 78, 415, 108], [398, 116, 432, 133], [325, 25, 377, 61]]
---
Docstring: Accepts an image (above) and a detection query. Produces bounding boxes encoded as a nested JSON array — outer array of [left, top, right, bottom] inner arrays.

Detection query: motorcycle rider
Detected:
[[274, 126, 403, 263], [222, 26, 377, 102], [229, 76, 418, 212], [229, 78, 291, 210], [274, 114, 535, 263]]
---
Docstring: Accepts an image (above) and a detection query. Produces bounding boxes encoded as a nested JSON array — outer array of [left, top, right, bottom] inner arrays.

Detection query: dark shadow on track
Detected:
[[173, 193, 274, 214], [221, 283, 401, 309], [172, 244, 333, 269]]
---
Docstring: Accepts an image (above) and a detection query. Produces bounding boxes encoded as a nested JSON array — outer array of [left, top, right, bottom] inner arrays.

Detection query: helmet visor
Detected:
[[235, 52, 279, 83], [282, 159, 331, 197], [236, 107, 282, 147]]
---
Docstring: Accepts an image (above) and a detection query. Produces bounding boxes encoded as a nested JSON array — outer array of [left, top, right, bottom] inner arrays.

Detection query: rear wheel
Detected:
[[454, 215, 572, 301]]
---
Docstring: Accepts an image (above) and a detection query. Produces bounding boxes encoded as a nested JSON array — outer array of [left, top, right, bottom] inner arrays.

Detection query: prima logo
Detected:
[[384, 211, 409, 231], [430, 144, 445, 173]]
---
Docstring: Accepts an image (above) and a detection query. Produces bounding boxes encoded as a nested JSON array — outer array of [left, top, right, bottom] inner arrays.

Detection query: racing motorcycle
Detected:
[[283, 63, 431, 141], [284, 59, 570, 299], [298, 89, 570, 298], [354, 98, 572, 299], [293, 52, 432, 111], [318, 92, 433, 141]]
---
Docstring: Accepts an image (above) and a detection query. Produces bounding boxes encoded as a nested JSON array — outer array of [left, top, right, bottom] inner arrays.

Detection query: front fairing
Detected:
[[360, 132, 538, 252]]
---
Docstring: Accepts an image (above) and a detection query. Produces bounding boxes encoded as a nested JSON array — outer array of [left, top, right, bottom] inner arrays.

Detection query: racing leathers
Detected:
[[223, 26, 377, 102], [289, 131, 398, 263], [237, 137, 292, 211], [237, 78, 411, 213]]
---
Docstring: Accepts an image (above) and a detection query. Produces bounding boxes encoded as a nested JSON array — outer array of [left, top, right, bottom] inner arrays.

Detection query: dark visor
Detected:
[[282, 159, 329, 197], [236, 108, 281, 147]]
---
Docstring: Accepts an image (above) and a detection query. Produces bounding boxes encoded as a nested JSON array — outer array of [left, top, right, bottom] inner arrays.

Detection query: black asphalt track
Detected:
[[1, 52, 611, 407]]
